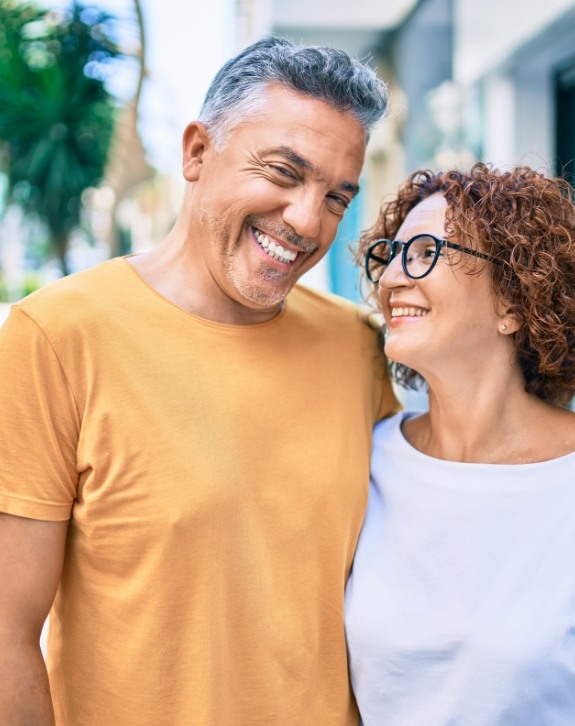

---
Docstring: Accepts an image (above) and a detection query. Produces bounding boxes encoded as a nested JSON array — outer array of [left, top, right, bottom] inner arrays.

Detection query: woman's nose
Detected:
[[379, 254, 413, 290]]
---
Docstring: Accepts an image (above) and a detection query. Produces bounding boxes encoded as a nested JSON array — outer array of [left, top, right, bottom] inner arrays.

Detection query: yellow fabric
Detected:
[[0, 258, 399, 726]]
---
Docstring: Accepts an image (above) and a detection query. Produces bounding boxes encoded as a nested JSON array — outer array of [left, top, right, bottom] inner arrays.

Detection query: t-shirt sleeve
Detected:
[[0, 306, 79, 521], [360, 310, 402, 423], [374, 360, 402, 422]]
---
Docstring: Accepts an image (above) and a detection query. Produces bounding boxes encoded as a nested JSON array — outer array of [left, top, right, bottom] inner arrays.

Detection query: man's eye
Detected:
[[327, 194, 350, 211], [270, 165, 297, 180]]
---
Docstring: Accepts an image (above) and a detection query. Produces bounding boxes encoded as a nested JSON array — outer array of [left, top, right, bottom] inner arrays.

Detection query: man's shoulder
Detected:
[[287, 284, 379, 335], [15, 258, 128, 327], [288, 283, 361, 318]]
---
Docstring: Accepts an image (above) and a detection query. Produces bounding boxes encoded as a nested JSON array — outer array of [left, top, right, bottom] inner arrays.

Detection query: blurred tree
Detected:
[[0, 0, 122, 275]]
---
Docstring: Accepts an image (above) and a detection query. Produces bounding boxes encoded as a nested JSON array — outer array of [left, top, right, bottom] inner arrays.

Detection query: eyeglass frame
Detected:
[[364, 233, 502, 283]]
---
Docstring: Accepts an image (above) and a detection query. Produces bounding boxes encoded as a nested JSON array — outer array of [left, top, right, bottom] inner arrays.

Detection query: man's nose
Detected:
[[281, 189, 323, 240]]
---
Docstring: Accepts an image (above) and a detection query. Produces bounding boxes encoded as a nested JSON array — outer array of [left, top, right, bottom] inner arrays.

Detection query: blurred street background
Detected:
[[2, 1, 575, 653], [1, 0, 574, 316]]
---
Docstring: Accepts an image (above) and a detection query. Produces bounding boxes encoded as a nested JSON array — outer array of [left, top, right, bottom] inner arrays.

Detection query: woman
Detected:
[[345, 163, 575, 725]]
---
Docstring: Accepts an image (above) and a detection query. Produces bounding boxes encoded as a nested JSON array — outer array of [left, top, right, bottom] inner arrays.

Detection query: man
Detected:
[[0, 37, 398, 725]]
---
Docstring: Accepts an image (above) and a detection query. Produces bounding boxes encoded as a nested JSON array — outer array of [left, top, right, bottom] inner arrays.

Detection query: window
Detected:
[[555, 60, 575, 186]]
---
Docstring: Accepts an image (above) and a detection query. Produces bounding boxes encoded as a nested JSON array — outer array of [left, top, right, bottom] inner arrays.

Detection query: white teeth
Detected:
[[390, 306, 429, 318], [254, 229, 298, 263]]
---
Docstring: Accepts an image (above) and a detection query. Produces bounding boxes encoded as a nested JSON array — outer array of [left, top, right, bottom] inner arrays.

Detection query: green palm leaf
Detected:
[[0, 0, 123, 274]]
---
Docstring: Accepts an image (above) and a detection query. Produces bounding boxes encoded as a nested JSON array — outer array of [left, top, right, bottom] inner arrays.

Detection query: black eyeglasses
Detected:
[[364, 233, 501, 283]]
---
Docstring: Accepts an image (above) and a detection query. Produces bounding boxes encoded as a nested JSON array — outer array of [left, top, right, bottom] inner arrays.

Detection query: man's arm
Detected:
[[0, 512, 68, 725]]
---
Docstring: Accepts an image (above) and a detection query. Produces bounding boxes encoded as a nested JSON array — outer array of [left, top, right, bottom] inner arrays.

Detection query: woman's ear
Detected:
[[497, 304, 522, 335], [182, 122, 211, 182]]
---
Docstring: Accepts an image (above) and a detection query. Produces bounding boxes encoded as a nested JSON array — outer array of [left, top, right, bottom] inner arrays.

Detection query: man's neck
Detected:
[[126, 247, 286, 326]]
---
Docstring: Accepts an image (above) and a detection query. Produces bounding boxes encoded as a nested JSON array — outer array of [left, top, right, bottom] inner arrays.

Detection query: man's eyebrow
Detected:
[[275, 145, 360, 196]]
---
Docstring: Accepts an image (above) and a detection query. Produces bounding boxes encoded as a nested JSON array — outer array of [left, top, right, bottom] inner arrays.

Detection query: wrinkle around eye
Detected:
[[242, 158, 297, 185], [326, 202, 348, 217]]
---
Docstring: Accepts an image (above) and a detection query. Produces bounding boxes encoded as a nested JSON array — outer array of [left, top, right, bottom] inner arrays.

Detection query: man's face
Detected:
[[183, 84, 366, 324]]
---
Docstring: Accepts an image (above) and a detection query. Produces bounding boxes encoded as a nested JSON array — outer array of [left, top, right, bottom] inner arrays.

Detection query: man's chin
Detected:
[[241, 290, 289, 310], [235, 279, 294, 310]]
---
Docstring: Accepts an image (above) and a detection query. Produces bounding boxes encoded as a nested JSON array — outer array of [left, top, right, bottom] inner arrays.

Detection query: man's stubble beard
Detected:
[[206, 210, 297, 309]]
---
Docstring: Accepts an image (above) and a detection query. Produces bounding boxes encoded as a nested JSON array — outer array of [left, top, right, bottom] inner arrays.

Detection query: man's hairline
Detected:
[[204, 81, 370, 155]]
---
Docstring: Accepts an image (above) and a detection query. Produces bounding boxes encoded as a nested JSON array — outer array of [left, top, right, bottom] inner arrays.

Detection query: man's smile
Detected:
[[253, 228, 299, 264]]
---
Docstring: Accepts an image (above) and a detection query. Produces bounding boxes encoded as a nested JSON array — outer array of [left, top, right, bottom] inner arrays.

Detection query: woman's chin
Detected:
[[384, 339, 412, 367]]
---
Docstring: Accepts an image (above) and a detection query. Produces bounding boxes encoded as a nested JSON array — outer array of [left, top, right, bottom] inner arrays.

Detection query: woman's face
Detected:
[[377, 193, 504, 381]]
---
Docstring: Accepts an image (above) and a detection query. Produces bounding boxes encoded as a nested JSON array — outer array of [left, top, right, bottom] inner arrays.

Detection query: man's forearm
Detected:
[[0, 643, 55, 725]]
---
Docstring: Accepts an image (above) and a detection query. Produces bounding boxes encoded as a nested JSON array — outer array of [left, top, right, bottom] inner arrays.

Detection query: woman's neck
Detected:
[[403, 372, 575, 464]]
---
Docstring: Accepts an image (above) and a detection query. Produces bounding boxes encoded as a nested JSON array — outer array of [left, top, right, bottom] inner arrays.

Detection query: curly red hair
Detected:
[[357, 163, 575, 406]]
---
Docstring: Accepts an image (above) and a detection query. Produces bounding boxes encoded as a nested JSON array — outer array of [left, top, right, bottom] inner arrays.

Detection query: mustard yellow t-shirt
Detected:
[[0, 258, 399, 726]]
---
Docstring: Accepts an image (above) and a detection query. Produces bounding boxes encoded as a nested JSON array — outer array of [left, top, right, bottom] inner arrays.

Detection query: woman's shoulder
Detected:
[[523, 400, 575, 462], [373, 411, 422, 451], [375, 410, 409, 433]]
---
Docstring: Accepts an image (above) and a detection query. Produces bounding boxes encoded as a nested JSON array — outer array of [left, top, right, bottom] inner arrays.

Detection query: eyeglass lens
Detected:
[[368, 235, 440, 282], [404, 235, 440, 277]]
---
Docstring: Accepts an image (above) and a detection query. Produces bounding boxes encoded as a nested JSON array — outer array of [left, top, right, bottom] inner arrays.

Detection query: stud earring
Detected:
[[499, 323, 507, 332]]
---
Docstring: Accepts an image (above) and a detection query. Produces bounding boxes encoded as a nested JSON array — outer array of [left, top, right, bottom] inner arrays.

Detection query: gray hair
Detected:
[[198, 36, 389, 151]]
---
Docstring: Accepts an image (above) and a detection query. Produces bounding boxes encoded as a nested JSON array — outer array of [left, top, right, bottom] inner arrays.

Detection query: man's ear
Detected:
[[182, 122, 211, 182]]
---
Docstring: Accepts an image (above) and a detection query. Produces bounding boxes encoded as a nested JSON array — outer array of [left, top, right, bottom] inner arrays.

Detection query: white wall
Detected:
[[272, 0, 417, 28], [138, 0, 237, 174], [481, 73, 516, 166], [454, 0, 575, 84]]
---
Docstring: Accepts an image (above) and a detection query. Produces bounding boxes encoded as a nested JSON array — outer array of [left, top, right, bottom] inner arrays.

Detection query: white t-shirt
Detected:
[[345, 411, 575, 726]]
